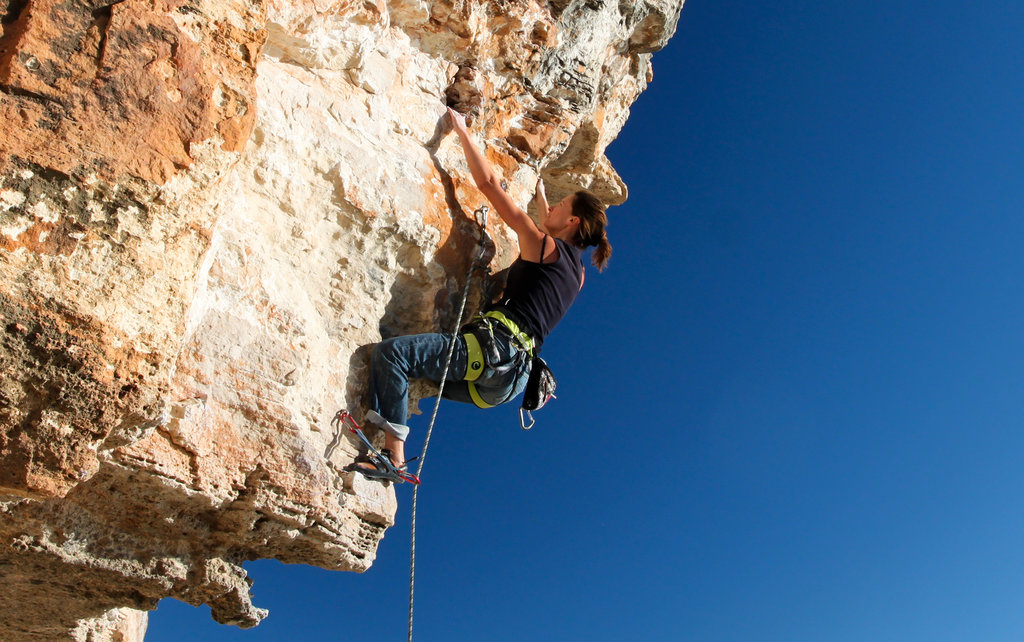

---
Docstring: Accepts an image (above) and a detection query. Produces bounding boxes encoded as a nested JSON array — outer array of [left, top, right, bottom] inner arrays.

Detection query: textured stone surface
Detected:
[[0, 0, 683, 638]]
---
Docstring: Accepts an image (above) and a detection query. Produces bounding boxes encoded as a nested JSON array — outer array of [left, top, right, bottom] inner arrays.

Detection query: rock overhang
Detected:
[[0, 0, 684, 638]]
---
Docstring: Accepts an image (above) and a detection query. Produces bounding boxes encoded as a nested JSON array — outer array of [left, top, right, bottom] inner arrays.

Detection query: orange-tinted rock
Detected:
[[0, 0, 265, 184]]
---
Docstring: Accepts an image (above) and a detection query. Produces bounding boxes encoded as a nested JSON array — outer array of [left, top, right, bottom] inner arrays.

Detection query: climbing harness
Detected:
[[460, 309, 533, 409], [459, 308, 557, 428], [407, 205, 491, 642]]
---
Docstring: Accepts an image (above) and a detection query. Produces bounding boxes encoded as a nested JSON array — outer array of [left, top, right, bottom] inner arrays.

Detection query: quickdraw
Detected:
[[332, 411, 420, 485]]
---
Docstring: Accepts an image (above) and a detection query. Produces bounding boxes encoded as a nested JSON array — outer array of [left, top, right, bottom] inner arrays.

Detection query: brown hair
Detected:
[[571, 190, 612, 271]]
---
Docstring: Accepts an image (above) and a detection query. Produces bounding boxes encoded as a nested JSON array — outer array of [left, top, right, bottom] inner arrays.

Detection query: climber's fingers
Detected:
[[447, 107, 468, 132]]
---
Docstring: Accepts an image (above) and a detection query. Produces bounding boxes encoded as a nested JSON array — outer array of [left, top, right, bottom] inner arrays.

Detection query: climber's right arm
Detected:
[[448, 108, 546, 258]]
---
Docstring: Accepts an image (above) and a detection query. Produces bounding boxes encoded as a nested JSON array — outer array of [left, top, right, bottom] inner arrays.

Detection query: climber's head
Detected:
[[542, 193, 577, 237], [571, 190, 612, 271]]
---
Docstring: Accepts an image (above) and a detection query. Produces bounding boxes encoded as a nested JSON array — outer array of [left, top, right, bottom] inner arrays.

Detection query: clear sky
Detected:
[[148, 1, 1024, 640]]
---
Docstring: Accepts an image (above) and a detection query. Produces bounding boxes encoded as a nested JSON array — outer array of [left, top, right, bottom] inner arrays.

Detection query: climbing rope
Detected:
[[408, 205, 490, 642]]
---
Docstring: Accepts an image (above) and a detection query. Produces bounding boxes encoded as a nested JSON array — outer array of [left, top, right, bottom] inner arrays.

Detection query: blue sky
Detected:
[[148, 1, 1024, 640]]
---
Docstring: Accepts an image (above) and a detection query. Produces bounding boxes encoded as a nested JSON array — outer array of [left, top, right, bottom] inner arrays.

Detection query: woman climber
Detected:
[[355, 107, 612, 480]]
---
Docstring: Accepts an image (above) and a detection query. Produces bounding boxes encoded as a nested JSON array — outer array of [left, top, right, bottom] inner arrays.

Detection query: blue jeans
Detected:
[[368, 330, 531, 439]]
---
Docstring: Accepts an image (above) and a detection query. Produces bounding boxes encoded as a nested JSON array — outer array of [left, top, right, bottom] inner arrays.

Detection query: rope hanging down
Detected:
[[408, 205, 491, 642]]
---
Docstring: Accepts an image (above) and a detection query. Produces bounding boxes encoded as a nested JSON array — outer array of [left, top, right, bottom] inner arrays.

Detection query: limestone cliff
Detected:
[[0, 0, 682, 638]]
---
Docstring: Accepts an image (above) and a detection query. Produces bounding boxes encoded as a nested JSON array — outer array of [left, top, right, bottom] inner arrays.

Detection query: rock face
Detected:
[[0, 0, 682, 638]]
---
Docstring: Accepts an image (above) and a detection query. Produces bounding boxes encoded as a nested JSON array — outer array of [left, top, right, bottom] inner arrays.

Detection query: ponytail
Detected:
[[591, 230, 612, 271]]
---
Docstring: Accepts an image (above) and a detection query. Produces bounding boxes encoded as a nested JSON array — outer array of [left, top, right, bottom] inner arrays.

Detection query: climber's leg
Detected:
[[366, 332, 469, 463]]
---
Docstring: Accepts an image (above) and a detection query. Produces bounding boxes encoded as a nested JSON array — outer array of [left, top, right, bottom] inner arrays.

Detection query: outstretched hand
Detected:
[[447, 107, 468, 134]]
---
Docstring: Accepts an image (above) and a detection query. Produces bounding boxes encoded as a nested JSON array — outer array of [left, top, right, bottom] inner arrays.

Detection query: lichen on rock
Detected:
[[0, 0, 684, 638]]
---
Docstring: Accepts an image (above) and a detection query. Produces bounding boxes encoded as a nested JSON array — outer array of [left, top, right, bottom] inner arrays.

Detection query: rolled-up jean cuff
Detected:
[[365, 409, 410, 441]]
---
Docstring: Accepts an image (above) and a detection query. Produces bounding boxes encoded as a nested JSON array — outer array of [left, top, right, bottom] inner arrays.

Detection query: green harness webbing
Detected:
[[463, 332, 485, 383], [483, 309, 535, 354], [462, 331, 492, 408]]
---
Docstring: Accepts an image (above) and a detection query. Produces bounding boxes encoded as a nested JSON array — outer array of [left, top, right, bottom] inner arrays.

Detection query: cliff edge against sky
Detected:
[[0, 0, 682, 638]]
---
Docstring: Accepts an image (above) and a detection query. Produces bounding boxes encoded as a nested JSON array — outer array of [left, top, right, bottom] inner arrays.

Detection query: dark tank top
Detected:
[[491, 237, 583, 346]]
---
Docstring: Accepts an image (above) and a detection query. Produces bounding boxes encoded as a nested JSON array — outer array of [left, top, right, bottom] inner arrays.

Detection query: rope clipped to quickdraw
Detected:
[[408, 205, 490, 642]]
